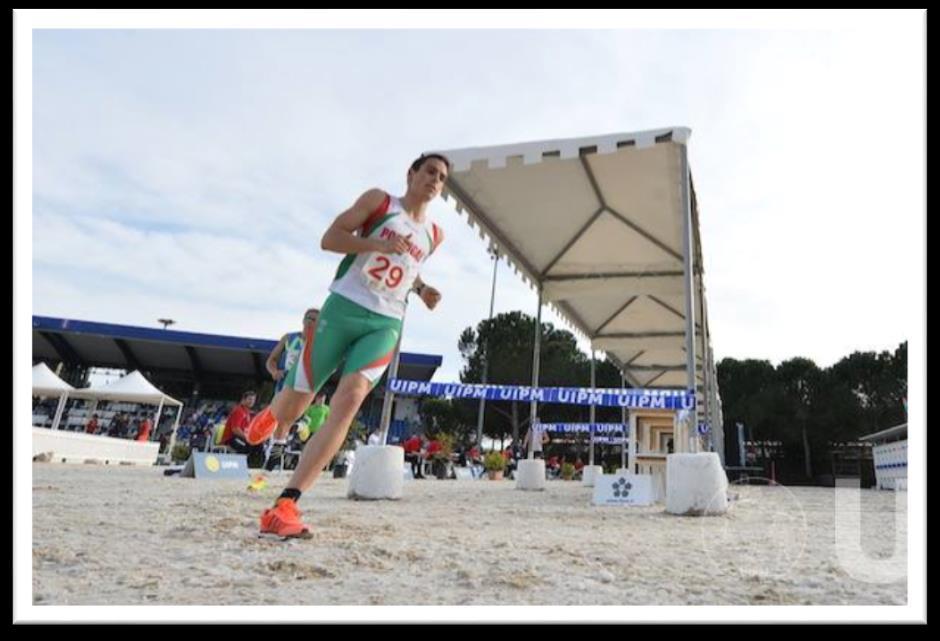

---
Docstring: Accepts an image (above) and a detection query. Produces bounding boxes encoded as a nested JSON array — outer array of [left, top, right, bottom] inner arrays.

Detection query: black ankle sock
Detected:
[[279, 488, 302, 503]]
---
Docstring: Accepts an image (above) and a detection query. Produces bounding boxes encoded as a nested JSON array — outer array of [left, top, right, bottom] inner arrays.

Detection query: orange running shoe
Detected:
[[259, 498, 312, 540], [245, 406, 277, 445]]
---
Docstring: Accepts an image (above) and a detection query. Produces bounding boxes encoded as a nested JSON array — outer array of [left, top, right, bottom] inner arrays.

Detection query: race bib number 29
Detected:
[[361, 253, 411, 294]]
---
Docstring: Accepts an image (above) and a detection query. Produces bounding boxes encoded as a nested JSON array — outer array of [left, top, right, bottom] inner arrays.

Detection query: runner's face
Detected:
[[408, 158, 448, 202], [303, 309, 319, 329]]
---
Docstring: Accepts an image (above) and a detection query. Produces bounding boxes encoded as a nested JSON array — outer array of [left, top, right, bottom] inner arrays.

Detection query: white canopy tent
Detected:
[[32, 362, 75, 431], [432, 127, 724, 461], [71, 370, 184, 453]]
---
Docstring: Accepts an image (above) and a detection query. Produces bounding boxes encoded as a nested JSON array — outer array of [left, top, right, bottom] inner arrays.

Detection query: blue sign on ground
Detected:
[[180, 452, 249, 480]]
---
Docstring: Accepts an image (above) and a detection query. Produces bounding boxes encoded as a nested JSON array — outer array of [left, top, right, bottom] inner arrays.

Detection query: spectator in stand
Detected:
[[425, 434, 447, 478], [501, 445, 515, 479], [426, 435, 442, 460], [454, 444, 467, 467], [220, 390, 266, 468], [107, 414, 125, 438], [464, 442, 482, 478], [403, 433, 425, 479], [522, 424, 550, 459], [136, 414, 153, 442], [300, 393, 331, 443], [189, 410, 212, 448], [196, 411, 211, 433], [547, 454, 560, 478], [188, 421, 209, 451], [507, 438, 527, 478], [85, 414, 100, 435], [126, 416, 140, 440]]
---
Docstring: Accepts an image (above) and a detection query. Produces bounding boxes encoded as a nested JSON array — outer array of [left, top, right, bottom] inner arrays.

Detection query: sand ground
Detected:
[[31, 462, 907, 607]]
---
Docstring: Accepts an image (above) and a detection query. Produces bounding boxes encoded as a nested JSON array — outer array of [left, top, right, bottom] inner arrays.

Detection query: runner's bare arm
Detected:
[[321, 189, 408, 255], [265, 334, 289, 380], [414, 226, 443, 307]]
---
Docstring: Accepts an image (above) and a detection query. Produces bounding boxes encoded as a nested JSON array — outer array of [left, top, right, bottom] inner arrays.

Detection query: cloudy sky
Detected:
[[23, 11, 925, 383]]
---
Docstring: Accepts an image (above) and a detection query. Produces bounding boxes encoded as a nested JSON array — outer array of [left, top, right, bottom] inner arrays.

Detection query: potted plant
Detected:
[[560, 462, 576, 481], [171, 443, 191, 463], [484, 451, 506, 480], [430, 433, 454, 479]]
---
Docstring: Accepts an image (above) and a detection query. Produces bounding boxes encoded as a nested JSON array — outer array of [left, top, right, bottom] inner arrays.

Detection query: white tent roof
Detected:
[[71, 370, 183, 406], [32, 362, 75, 396], [432, 127, 721, 450]]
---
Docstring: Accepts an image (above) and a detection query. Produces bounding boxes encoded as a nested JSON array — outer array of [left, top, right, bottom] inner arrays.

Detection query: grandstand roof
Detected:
[[32, 316, 442, 383]]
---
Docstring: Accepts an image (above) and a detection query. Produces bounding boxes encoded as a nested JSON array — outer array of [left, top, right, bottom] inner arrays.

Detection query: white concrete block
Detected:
[[665, 453, 728, 516], [515, 459, 546, 491], [581, 465, 604, 487], [346, 445, 404, 500]]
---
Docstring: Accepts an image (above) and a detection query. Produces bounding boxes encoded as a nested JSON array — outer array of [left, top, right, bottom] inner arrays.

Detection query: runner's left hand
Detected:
[[420, 285, 441, 310]]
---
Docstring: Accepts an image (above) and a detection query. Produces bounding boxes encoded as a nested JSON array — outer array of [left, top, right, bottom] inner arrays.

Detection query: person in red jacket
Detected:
[[135, 415, 152, 442], [221, 390, 266, 468], [403, 434, 426, 479]]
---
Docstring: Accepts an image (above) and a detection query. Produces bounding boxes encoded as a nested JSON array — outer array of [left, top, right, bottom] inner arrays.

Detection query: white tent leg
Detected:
[[153, 398, 165, 442], [51, 393, 69, 431], [163, 404, 183, 462], [527, 287, 543, 460]]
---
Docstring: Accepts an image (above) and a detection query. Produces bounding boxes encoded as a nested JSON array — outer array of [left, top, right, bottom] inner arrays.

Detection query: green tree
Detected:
[[717, 341, 907, 482], [458, 311, 608, 444]]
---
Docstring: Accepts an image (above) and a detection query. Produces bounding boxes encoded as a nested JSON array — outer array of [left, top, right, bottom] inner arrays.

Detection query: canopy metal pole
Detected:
[[88, 399, 99, 432], [629, 412, 638, 474], [698, 278, 708, 451], [589, 349, 596, 467], [378, 296, 410, 445], [700, 275, 718, 454], [527, 287, 543, 460], [679, 143, 698, 453], [475, 248, 499, 448], [621, 372, 627, 470]]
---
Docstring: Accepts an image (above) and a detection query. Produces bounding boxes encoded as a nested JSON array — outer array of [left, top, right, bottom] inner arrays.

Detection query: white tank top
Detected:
[[329, 193, 442, 320]]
